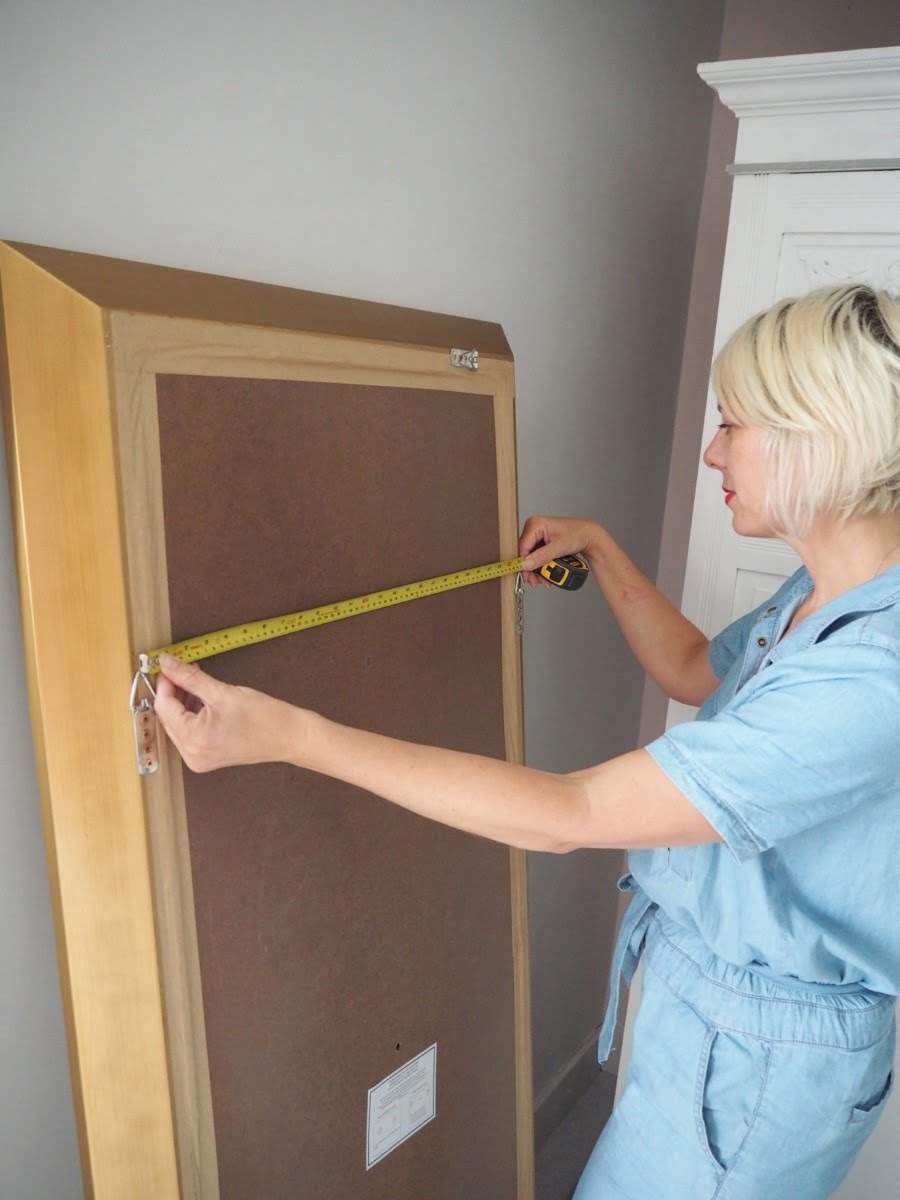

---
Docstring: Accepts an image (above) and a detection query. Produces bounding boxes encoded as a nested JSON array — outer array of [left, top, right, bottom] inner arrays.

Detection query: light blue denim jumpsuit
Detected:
[[574, 564, 900, 1200]]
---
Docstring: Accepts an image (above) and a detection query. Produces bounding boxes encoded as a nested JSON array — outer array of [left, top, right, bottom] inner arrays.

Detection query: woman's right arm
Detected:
[[519, 515, 719, 707]]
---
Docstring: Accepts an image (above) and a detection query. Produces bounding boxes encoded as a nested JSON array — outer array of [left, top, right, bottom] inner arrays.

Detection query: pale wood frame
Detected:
[[0, 242, 533, 1200]]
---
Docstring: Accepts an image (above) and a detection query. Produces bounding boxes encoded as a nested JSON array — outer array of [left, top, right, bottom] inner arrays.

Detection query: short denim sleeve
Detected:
[[645, 643, 900, 861]]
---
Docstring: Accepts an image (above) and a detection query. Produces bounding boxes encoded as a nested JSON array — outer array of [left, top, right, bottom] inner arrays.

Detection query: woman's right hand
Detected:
[[518, 515, 604, 589]]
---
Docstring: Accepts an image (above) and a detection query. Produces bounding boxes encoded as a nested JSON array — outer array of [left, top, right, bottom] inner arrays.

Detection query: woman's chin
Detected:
[[728, 506, 773, 539]]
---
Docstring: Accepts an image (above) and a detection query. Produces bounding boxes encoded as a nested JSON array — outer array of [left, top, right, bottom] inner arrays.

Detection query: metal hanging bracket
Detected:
[[450, 347, 479, 371], [130, 664, 160, 776]]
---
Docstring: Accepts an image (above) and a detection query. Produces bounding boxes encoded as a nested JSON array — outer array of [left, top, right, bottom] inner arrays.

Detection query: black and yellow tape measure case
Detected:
[[538, 554, 589, 591]]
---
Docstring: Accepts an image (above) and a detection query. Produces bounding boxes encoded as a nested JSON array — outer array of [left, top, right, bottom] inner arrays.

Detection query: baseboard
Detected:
[[533, 1031, 613, 1151]]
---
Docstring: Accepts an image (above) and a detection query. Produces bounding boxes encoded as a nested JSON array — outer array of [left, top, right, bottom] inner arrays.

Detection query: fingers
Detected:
[[153, 672, 186, 721], [519, 514, 598, 589], [152, 656, 282, 773], [518, 515, 559, 560], [518, 517, 551, 587], [154, 656, 225, 762], [518, 517, 563, 586], [157, 654, 222, 705], [152, 670, 201, 759]]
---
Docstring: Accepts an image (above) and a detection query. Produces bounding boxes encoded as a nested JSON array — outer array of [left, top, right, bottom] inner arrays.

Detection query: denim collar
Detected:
[[772, 561, 900, 654]]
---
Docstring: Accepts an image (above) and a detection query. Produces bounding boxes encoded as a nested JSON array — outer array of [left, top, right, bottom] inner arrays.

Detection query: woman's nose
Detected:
[[703, 428, 724, 470]]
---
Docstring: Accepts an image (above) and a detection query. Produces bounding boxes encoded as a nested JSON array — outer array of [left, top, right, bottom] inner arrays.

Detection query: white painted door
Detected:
[[617, 169, 900, 1195], [670, 167, 900, 727]]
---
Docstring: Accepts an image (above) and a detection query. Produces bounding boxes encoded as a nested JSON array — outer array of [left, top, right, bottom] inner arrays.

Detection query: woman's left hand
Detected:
[[154, 653, 303, 772]]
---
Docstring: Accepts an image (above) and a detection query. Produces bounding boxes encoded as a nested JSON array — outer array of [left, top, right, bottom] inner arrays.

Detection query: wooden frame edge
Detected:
[[111, 317, 220, 1199], [1, 234, 532, 1198], [0, 245, 180, 1198], [495, 373, 535, 1200]]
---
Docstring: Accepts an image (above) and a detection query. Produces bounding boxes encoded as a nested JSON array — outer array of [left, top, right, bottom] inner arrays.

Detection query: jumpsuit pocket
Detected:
[[666, 845, 696, 880], [696, 1027, 770, 1173], [849, 1070, 893, 1124]]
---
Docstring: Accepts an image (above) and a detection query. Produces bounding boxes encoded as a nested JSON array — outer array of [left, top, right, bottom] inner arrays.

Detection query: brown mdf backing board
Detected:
[[0, 241, 533, 1200], [156, 373, 515, 1197]]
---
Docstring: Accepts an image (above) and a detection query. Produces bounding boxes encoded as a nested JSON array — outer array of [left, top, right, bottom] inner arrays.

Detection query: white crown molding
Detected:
[[698, 46, 900, 117]]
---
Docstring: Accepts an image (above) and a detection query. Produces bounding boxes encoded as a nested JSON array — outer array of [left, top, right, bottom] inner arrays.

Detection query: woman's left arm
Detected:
[[154, 654, 720, 854]]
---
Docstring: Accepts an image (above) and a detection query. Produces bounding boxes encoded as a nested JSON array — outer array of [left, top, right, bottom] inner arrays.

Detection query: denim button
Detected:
[[757, 637, 768, 647]]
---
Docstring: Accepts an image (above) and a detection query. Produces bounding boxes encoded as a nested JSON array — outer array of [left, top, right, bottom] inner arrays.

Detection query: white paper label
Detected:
[[366, 1043, 437, 1170]]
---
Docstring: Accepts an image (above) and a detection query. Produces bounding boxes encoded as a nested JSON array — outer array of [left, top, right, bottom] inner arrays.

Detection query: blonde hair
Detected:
[[712, 284, 900, 539]]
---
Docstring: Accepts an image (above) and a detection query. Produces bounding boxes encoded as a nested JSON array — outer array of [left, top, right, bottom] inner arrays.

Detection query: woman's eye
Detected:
[[717, 422, 732, 430]]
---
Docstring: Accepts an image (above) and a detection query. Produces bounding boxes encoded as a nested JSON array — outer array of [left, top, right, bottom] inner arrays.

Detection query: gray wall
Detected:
[[0, 2, 722, 1193]]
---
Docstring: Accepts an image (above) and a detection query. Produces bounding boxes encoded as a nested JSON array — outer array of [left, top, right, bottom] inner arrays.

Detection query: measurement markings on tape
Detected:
[[142, 556, 527, 673], [130, 552, 589, 776]]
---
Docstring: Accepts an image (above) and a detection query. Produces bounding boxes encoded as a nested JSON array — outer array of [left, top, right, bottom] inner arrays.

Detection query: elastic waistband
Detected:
[[646, 910, 894, 1051], [745, 959, 871, 995], [596, 878, 894, 1063]]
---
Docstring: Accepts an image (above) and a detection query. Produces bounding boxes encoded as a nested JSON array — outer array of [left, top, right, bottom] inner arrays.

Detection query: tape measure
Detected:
[[538, 554, 590, 591], [139, 553, 590, 674], [131, 551, 590, 776]]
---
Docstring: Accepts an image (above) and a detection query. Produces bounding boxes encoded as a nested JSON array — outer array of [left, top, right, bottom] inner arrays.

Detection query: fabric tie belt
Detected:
[[597, 873, 656, 1064], [595, 873, 882, 1066]]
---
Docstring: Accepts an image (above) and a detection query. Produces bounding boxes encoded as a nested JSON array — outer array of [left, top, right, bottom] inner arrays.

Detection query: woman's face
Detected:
[[703, 403, 774, 538]]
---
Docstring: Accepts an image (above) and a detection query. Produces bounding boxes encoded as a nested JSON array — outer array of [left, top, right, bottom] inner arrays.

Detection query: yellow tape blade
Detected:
[[144, 556, 525, 673]]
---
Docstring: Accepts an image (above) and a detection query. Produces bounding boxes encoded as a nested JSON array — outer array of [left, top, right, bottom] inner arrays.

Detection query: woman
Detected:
[[155, 284, 900, 1199]]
